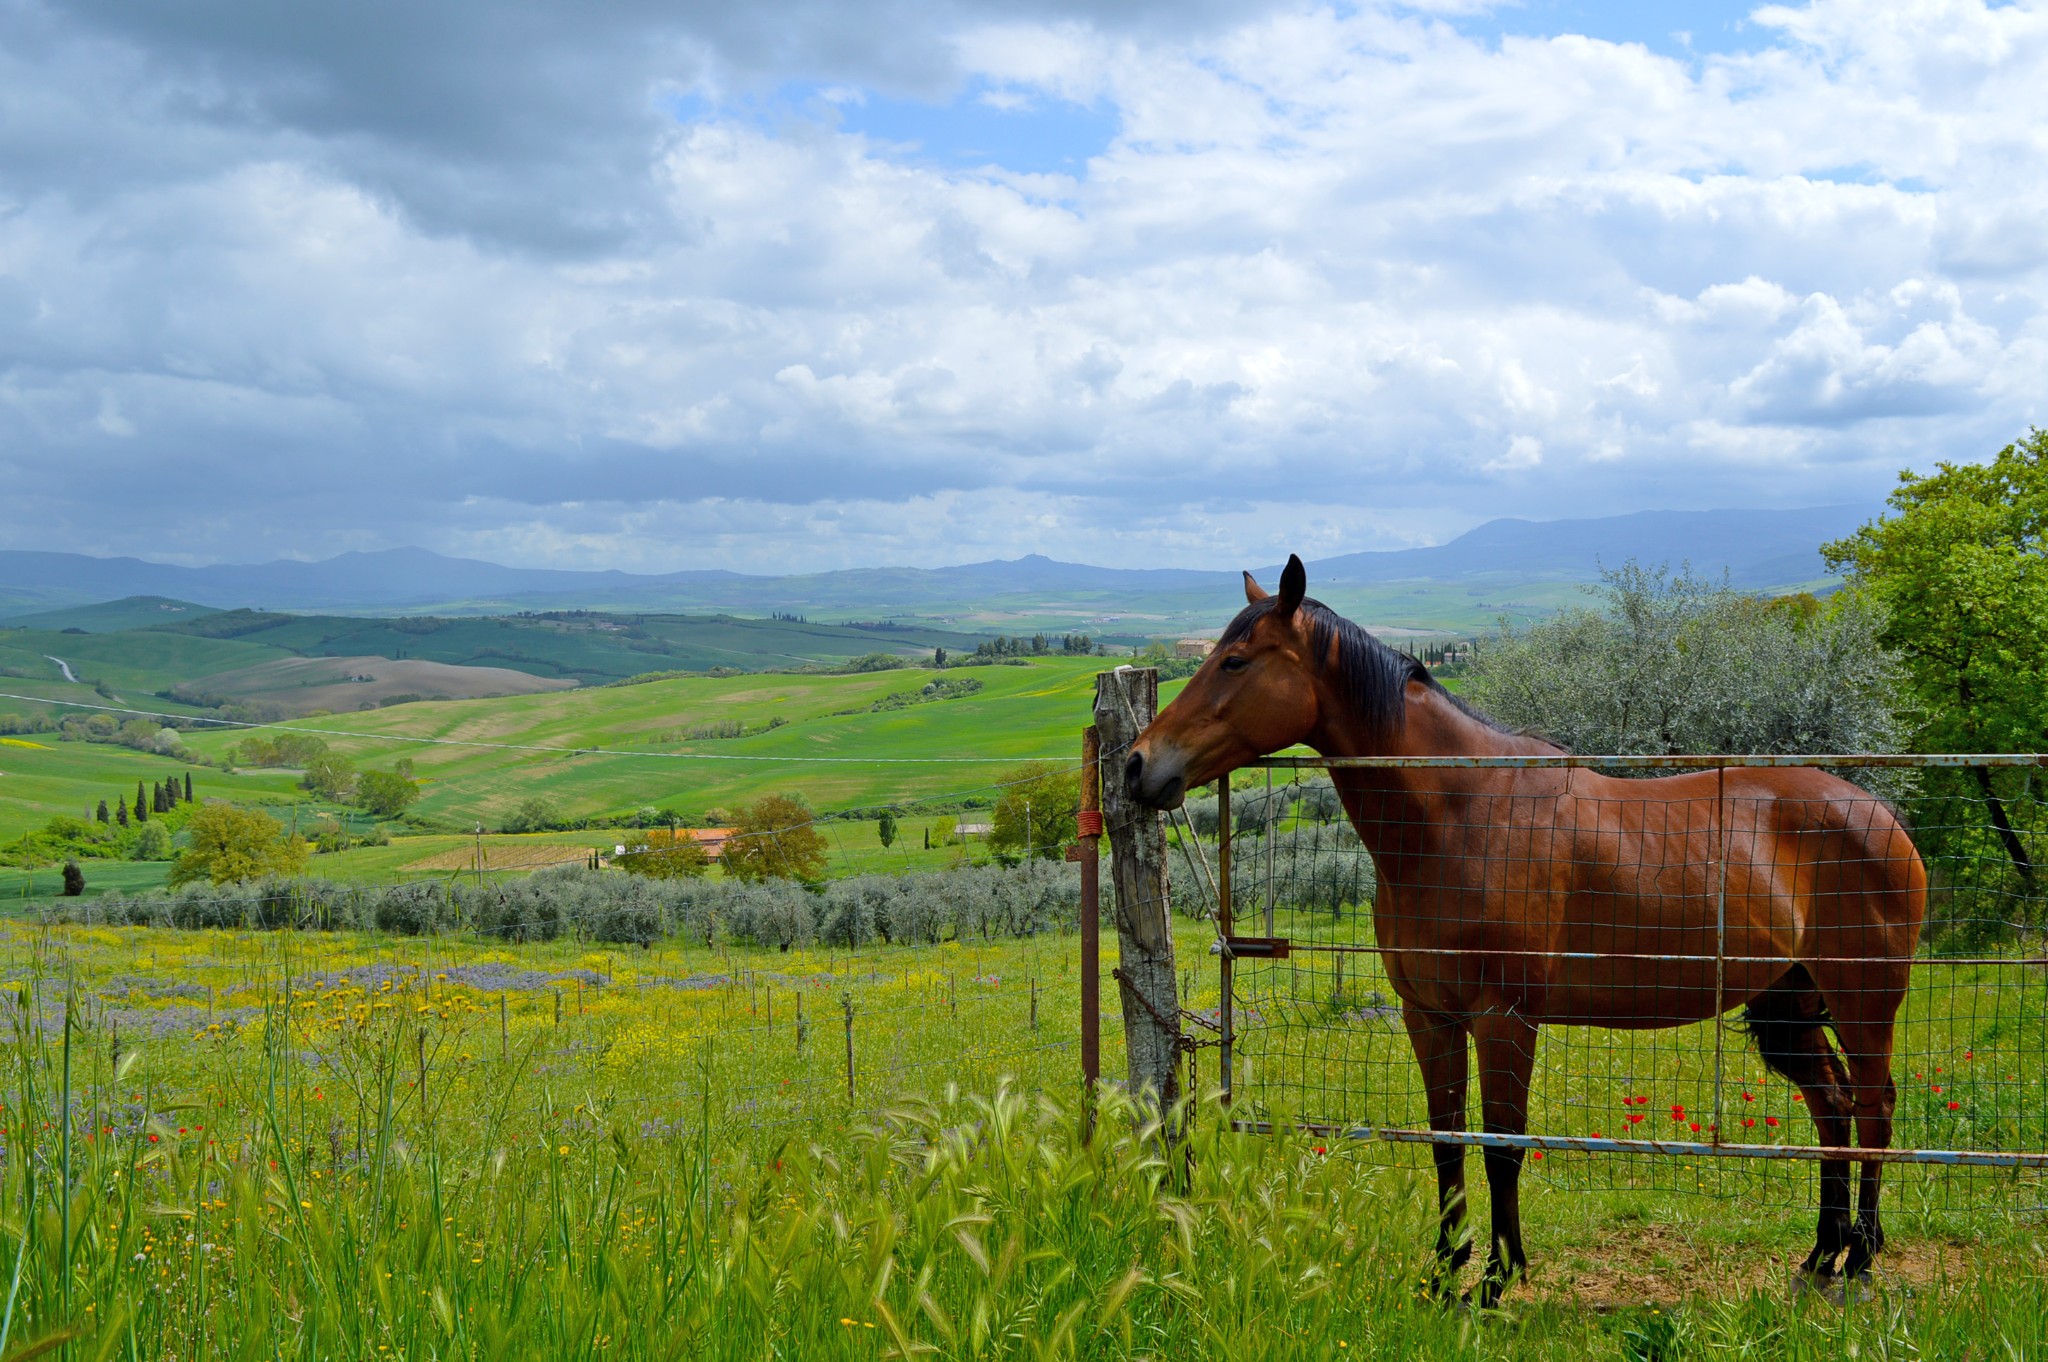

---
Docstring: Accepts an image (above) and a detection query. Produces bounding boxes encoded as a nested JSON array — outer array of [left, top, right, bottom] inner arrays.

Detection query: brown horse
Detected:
[[1126, 555, 1926, 1305]]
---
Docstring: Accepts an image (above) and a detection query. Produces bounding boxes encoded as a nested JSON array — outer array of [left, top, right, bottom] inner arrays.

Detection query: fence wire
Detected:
[[1187, 758, 2048, 1217]]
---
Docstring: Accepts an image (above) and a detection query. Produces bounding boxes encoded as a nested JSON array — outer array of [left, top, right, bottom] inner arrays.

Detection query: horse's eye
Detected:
[[1219, 656, 1250, 674]]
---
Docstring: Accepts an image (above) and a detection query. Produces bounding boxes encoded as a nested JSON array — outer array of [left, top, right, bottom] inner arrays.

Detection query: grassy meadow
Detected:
[[169, 656, 1141, 829], [0, 915, 2042, 1360]]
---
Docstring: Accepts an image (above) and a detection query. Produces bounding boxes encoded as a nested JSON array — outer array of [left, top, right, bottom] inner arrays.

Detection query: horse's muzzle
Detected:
[[1124, 748, 1187, 810]]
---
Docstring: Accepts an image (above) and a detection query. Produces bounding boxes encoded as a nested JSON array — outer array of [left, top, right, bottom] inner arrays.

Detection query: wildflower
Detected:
[[1932, 1086, 1943, 1094], [1314, 1146, 1327, 1156], [1765, 1117, 1779, 1128], [1688, 1123, 1701, 1133], [1591, 1130, 1602, 1139], [1743, 1118, 1756, 1129], [1531, 1151, 1544, 1161], [1946, 1101, 1961, 1111], [1741, 1091, 1754, 1102], [559, 1146, 570, 1156], [1627, 1114, 1644, 1125], [148, 1134, 159, 1143], [1964, 1051, 1973, 1060], [1670, 1104, 1685, 1119]]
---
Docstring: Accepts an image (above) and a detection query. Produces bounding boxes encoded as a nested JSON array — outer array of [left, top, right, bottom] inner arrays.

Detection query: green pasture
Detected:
[[0, 736, 302, 842], [175, 656, 1152, 828], [0, 595, 223, 633], [0, 916, 2040, 1360], [0, 624, 289, 694]]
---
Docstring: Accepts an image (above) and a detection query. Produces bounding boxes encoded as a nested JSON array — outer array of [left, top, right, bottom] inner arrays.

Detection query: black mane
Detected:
[[1217, 594, 1509, 740]]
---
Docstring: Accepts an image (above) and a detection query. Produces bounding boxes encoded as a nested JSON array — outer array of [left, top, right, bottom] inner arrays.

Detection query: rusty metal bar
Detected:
[[1230, 1122, 2048, 1168], [1254, 753, 2048, 769], [1217, 779, 1232, 1107], [1079, 726, 1101, 1096]]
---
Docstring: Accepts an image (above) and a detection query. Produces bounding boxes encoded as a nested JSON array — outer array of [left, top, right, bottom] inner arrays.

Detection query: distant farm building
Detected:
[[622, 827, 737, 859], [955, 819, 993, 838], [1174, 639, 1216, 659]]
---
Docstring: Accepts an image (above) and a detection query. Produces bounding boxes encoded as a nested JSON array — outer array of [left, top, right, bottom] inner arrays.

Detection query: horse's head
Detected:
[[1125, 554, 1322, 810]]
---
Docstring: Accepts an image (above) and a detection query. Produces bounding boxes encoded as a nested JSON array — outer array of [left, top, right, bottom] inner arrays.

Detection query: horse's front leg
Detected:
[[1402, 1004, 1471, 1295], [1471, 1010, 1540, 1308]]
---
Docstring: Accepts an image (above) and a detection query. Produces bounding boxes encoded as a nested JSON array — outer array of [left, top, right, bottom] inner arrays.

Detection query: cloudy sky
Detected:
[[1, 0, 2042, 572]]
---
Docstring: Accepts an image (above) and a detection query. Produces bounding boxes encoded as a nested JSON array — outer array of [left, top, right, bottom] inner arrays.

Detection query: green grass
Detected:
[[0, 918, 2040, 1360], [0, 736, 303, 842], [0, 624, 291, 695], [174, 657, 1146, 829], [0, 595, 222, 632]]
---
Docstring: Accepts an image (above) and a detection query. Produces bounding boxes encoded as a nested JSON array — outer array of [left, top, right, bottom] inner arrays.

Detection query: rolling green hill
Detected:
[[174, 657, 1143, 830], [159, 609, 988, 684], [0, 625, 292, 698], [0, 595, 223, 632], [0, 736, 304, 842]]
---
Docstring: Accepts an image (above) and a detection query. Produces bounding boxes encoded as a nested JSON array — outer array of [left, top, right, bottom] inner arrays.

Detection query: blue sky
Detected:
[[1, 0, 2043, 571]]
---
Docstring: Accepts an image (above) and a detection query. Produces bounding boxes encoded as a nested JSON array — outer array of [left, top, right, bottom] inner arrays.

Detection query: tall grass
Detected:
[[0, 925, 2044, 1359]]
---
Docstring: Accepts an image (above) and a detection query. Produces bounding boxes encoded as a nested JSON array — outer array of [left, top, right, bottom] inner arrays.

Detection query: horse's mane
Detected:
[[1217, 594, 1516, 741]]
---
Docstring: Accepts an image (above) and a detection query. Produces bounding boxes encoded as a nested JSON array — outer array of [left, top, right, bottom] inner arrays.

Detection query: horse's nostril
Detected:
[[1124, 752, 1145, 788]]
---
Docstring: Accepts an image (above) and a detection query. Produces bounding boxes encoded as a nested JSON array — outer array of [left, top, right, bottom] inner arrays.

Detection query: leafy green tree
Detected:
[[61, 860, 84, 896], [302, 753, 357, 801], [169, 804, 309, 886], [504, 796, 562, 834], [989, 762, 1081, 862], [721, 795, 828, 883], [131, 821, 172, 861], [356, 767, 422, 818], [1463, 562, 1905, 759], [878, 810, 898, 849], [1824, 430, 2048, 887]]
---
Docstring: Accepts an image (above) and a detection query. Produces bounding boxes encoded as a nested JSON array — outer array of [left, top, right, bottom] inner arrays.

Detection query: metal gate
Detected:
[[1183, 753, 2048, 1210]]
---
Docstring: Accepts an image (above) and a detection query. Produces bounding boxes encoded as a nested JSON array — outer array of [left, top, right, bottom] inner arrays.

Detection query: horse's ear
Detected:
[[1242, 570, 1269, 604], [1275, 554, 1307, 620]]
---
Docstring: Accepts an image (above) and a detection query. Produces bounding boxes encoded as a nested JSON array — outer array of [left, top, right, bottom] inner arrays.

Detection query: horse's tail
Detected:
[[1742, 964, 1843, 1087]]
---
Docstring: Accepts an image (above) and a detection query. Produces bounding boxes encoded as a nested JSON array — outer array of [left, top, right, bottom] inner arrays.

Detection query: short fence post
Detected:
[[553, 989, 562, 1027], [1080, 726, 1102, 1101], [796, 991, 806, 1051], [1095, 666, 1182, 1120], [499, 994, 509, 1062], [841, 993, 855, 1103]]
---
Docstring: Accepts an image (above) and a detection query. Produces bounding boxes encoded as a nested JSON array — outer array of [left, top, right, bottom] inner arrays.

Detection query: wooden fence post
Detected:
[[1094, 667, 1181, 1117]]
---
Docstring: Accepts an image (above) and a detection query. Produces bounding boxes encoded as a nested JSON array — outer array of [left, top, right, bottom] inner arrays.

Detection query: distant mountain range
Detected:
[[0, 504, 1876, 622]]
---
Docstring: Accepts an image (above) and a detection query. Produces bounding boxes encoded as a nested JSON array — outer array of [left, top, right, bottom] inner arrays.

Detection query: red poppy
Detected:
[[1792, 1094, 1804, 1103], [1531, 1150, 1544, 1161], [1932, 1086, 1943, 1094], [1742, 1118, 1756, 1128], [1670, 1104, 1685, 1118], [1765, 1116, 1779, 1127], [1963, 1051, 1973, 1061], [1688, 1122, 1701, 1133], [1946, 1101, 1961, 1111], [1314, 1146, 1327, 1156], [1627, 1114, 1644, 1125], [1591, 1130, 1603, 1139], [1741, 1091, 1754, 1102], [1934, 1067, 1942, 1074], [178, 1128, 187, 1135], [148, 1134, 159, 1143]]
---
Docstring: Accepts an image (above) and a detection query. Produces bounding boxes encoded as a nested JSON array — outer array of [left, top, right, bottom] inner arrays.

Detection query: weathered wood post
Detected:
[[1094, 667, 1182, 1117]]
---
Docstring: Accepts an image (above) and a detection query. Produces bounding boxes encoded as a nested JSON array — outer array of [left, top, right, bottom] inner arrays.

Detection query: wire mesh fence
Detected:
[[1170, 755, 2048, 1220]]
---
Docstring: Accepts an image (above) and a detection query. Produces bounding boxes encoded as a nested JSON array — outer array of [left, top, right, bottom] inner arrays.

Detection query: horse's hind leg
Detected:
[[1832, 1016, 1899, 1279], [1745, 970, 1855, 1277], [1402, 1004, 1471, 1294], [1470, 1011, 1539, 1308]]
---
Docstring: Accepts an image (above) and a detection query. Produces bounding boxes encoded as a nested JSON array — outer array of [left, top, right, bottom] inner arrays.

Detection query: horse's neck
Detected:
[[1312, 684, 1558, 860]]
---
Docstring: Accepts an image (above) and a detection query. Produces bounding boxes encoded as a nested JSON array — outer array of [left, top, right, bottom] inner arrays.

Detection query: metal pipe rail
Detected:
[[1227, 1122, 2048, 1169]]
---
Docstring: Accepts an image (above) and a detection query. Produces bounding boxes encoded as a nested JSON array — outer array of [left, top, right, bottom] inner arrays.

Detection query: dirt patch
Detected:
[[183, 654, 576, 714], [1526, 1222, 1973, 1310], [404, 840, 592, 872]]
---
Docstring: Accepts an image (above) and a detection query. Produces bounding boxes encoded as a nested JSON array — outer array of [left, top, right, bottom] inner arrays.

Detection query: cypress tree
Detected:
[[151, 781, 166, 814], [135, 781, 148, 822], [96, 799, 109, 823], [116, 801, 129, 828], [184, 772, 193, 803]]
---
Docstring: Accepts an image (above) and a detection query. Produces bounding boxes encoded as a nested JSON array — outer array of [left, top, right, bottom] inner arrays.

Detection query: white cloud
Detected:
[[1, 0, 2044, 570]]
